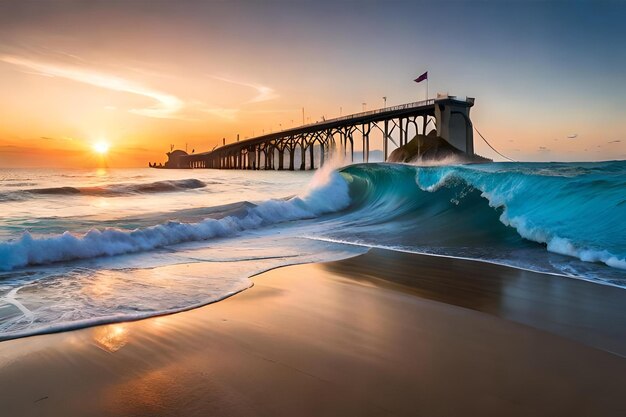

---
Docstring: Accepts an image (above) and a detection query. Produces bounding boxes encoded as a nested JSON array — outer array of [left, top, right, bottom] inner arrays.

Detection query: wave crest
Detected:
[[341, 162, 626, 271], [0, 171, 350, 270]]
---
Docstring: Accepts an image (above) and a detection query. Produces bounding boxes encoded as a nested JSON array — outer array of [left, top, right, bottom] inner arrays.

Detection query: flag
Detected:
[[414, 71, 428, 83]]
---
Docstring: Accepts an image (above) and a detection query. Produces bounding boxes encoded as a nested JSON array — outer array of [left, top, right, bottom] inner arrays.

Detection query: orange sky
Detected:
[[0, 1, 624, 167]]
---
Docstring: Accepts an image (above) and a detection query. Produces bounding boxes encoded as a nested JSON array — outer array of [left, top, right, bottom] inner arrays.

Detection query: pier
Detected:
[[159, 95, 475, 170]]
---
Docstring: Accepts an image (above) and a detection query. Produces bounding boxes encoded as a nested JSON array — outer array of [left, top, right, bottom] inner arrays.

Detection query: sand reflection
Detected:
[[93, 323, 128, 352]]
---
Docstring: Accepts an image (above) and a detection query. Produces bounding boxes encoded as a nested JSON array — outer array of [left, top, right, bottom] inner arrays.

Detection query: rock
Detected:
[[386, 131, 491, 164]]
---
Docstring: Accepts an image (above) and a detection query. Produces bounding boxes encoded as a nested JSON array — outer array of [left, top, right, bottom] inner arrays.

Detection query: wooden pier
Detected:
[[158, 95, 475, 170]]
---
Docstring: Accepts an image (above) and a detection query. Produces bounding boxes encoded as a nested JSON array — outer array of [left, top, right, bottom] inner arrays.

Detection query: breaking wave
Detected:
[[337, 161, 626, 272], [0, 171, 350, 270], [1, 161, 624, 280]]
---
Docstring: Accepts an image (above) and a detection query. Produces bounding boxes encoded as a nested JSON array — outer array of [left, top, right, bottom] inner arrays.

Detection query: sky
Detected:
[[0, 0, 625, 167]]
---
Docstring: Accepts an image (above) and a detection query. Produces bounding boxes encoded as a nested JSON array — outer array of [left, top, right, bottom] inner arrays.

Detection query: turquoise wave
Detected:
[[337, 161, 626, 273], [0, 161, 623, 284]]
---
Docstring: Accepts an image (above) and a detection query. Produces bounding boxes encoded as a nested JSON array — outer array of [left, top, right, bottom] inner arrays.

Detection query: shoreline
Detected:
[[1, 249, 625, 416], [0, 253, 362, 343], [322, 249, 626, 357], [306, 236, 626, 289], [3, 244, 623, 344]]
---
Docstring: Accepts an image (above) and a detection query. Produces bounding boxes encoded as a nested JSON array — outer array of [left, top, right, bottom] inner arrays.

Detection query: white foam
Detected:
[[499, 211, 626, 271], [547, 236, 626, 270], [0, 171, 351, 271], [414, 167, 626, 271]]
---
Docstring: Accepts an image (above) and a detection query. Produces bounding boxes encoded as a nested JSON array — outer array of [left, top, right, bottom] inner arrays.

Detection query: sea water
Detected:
[[0, 161, 624, 340]]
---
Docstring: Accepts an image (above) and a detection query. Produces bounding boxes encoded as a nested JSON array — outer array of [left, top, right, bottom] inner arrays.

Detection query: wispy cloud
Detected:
[[0, 144, 82, 155], [40, 136, 75, 142], [246, 108, 300, 114], [0, 55, 184, 119], [200, 107, 240, 121], [210, 75, 278, 103]]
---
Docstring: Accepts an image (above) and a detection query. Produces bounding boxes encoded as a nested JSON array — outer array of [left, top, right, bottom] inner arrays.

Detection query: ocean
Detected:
[[0, 160, 624, 340]]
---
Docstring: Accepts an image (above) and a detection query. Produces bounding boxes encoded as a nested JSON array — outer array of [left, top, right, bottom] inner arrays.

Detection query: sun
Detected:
[[92, 141, 110, 155]]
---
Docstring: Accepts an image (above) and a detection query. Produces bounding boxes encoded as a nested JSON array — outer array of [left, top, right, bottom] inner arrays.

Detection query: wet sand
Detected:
[[324, 249, 626, 356], [0, 249, 625, 416]]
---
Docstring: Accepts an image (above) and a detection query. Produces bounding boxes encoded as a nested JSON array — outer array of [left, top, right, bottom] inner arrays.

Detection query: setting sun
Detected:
[[92, 141, 110, 155]]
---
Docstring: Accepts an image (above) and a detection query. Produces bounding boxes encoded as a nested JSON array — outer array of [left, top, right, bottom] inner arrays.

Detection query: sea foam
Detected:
[[412, 162, 626, 270], [0, 171, 350, 271]]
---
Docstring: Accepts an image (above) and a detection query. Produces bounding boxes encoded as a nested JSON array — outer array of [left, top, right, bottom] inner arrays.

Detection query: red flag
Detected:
[[414, 71, 428, 83]]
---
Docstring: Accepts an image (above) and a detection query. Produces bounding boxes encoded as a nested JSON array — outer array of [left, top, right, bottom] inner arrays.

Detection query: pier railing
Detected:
[[298, 99, 436, 130]]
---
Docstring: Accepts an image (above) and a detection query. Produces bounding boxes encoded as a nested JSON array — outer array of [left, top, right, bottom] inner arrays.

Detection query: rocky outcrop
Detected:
[[386, 131, 491, 164]]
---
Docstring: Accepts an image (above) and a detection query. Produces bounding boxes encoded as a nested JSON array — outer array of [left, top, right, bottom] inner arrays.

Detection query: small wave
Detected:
[[3, 182, 37, 187], [0, 193, 26, 202], [3, 178, 208, 200], [28, 186, 82, 195], [105, 178, 207, 194], [0, 171, 350, 270]]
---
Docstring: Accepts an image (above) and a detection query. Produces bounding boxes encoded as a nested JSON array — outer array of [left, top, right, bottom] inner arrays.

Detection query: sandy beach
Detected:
[[1, 249, 625, 417]]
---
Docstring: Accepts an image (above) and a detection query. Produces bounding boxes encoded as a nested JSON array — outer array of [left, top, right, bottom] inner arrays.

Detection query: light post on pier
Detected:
[[362, 102, 367, 111], [383, 96, 387, 108]]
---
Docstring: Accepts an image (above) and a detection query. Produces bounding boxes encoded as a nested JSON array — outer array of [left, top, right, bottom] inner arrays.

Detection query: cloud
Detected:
[[40, 136, 75, 142], [566, 133, 578, 139], [0, 55, 184, 119], [210, 75, 278, 103], [246, 108, 300, 114], [608, 140, 621, 143], [538, 146, 550, 152], [0, 144, 82, 155], [200, 107, 240, 121]]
